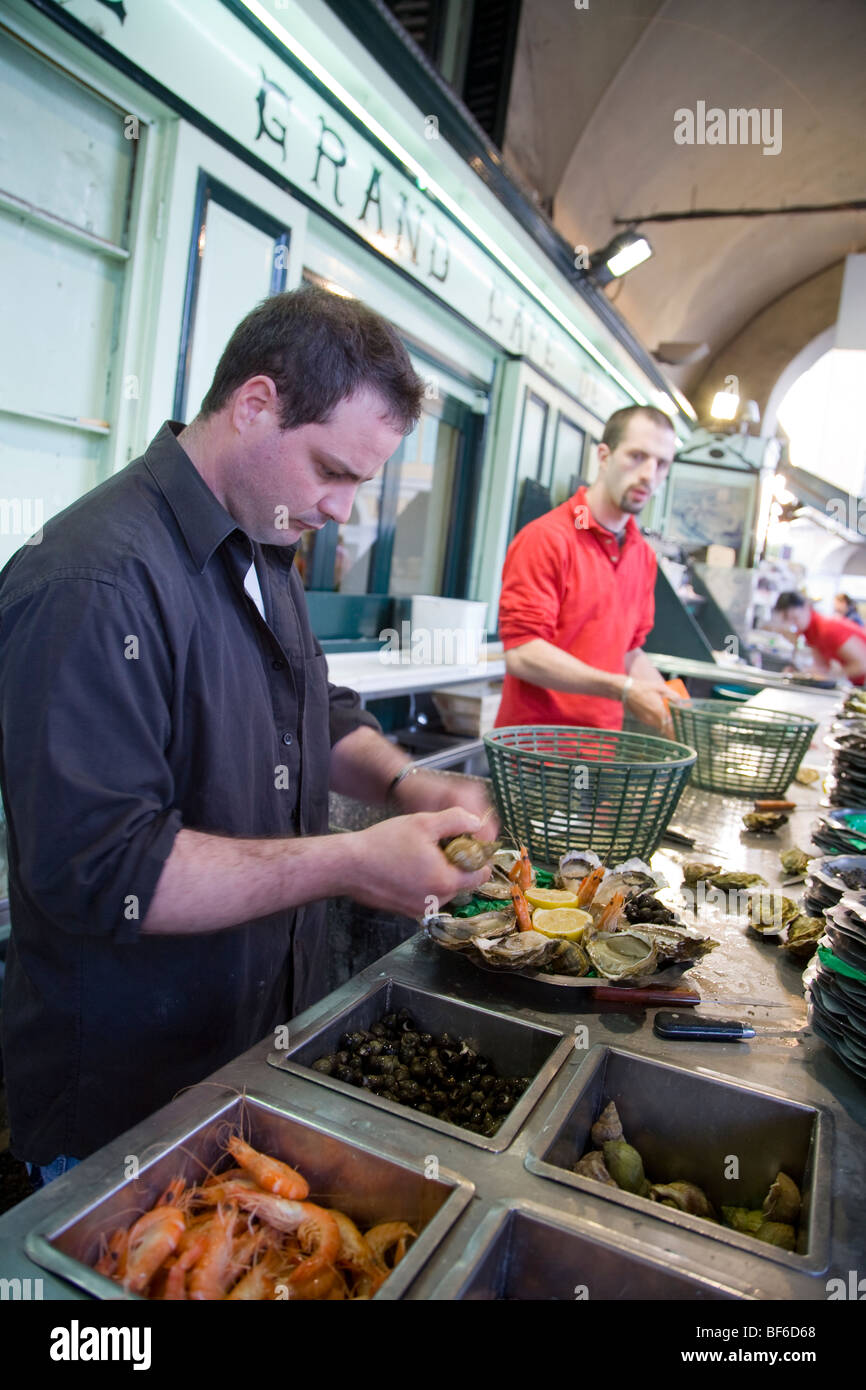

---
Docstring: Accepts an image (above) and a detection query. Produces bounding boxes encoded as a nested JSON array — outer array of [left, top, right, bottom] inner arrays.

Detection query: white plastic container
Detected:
[[405, 596, 488, 667]]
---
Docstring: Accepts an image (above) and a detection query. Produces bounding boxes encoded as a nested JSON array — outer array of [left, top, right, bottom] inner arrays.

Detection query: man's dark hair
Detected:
[[199, 285, 423, 434], [602, 405, 676, 452], [774, 591, 808, 613]]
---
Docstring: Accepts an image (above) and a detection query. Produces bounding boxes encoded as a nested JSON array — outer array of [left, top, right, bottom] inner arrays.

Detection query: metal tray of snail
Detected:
[[423, 844, 718, 988]]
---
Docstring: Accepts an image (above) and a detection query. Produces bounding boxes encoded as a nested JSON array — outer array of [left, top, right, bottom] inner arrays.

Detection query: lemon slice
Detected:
[[524, 886, 580, 910], [531, 907, 593, 941]]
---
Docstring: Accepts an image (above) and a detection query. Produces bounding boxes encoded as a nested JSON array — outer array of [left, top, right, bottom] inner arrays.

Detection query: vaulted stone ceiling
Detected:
[[503, 0, 866, 418]]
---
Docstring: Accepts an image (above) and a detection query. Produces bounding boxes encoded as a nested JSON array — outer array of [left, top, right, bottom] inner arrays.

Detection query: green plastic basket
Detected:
[[670, 700, 817, 796], [483, 726, 696, 868]]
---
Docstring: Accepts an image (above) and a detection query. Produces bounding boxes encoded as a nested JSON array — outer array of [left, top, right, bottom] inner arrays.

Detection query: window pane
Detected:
[[389, 414, 458, 596], [336, 473, 385, 593], [551, 416, 585, 504], [520, 394, 548, 479]]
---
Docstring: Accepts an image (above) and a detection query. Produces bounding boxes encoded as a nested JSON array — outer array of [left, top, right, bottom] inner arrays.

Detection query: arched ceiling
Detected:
[[503, 0, 866, 409]]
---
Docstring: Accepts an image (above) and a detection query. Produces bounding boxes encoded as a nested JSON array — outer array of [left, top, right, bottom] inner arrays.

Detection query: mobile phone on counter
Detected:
[[653, 1011, 756, 1042]]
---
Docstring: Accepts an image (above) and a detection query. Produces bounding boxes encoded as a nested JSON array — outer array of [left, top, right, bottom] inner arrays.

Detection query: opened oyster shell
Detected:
[[477, 847, 536, 901], [586, 930, 658, 981], [442, 835, 498, 871], [593, 859, 666, 907], [557, 848, 602, 890], [627, 923, 718, 965], [545, 939, 591, 976]]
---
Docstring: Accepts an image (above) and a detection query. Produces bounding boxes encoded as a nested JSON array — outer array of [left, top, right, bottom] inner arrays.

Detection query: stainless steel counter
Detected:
[[0, 687, 861, 1301]]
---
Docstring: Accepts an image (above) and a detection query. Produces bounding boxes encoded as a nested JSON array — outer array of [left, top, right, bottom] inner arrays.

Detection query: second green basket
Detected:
[[670, 700, 817, 796]]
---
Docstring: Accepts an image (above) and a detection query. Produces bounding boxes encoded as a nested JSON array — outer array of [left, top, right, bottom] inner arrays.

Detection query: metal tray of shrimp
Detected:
[[266, 976, 572, 1151], [24, 1092, 475, 1300]]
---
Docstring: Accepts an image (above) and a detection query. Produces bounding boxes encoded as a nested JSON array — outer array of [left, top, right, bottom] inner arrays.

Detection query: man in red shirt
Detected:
[[773, 592, 866, 686], [496, 405, 676, 733]]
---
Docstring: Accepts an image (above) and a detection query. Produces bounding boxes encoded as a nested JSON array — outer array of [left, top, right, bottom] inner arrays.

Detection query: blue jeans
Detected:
[[25, 1155, 81, 1189]]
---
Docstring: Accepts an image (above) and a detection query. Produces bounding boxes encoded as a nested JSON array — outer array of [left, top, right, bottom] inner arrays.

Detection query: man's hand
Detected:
[[625, 679, 675, 736], [392, 768, 499, 838], [346, 807, 493, 919]]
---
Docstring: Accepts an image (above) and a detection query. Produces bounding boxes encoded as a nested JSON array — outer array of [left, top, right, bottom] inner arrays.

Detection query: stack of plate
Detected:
[[804, 937, 866, 1082], [810, 807, 866, 857], [804, 855, 866, 917], [824, 723, 866, 806]]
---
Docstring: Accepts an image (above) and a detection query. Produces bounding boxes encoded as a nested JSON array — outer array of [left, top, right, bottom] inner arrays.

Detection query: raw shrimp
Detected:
[[226, 1135, 310, 1201]]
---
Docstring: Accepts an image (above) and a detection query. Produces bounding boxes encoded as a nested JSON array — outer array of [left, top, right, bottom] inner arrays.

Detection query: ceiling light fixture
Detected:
[[588, 230, 653, 287]]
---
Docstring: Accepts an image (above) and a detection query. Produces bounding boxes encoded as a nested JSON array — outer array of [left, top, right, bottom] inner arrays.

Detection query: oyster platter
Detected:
[[423, 845, 718, 988]]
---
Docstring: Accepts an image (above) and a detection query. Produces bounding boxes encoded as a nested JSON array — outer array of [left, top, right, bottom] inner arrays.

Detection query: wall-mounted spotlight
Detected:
[[710, 389, 739, 421], [587, 229, 653, 286]]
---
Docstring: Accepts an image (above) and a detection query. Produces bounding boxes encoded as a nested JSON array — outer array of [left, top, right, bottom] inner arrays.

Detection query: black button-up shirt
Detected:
[[0, 422, 378, 1162]]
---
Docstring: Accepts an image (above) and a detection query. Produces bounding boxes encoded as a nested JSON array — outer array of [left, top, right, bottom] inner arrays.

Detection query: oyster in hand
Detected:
[[573, 1150, 617, 1186], [586, 931, 658, 981], [442, 835, 497, 871], [591, 1100, 624, 1149], [762, 1171, 801, 1225], [649, 1181, 716, 1221]]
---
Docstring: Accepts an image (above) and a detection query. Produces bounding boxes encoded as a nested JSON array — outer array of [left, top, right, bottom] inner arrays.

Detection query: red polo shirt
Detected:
[[804, 610, 866, 685], [495, 486, 657, 730]]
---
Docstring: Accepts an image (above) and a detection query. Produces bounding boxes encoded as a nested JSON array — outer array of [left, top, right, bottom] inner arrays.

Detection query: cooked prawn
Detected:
[[226, 1135, 310, 1201], [508, 844, 533, 890], [187, 1205, 240, 1301], [205, 1184, 340, 1286], [576, 865, 606, 907], [596, 890, 625, 931], [510, 883, 533, 932], [93, 1227, 128, 1279], [121, 1203, 186, 1294], [365, 1221, 416, 1271]]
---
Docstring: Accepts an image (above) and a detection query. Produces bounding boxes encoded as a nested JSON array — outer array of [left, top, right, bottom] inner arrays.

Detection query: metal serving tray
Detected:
[[525, 1045, 832, 1274], [267, 976, 571, 1152], [430, 1199, 753, 1300], [24, 1093, 474, 1301]]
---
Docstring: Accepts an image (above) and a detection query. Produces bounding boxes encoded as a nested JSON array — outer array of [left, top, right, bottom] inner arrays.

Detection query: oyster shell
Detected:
[[423, 911, 515, 952], [762, 1171, 801, 1225], [593, 860, 666, 907], [477, 847, 536, 901], [546, 939, 591, 976], [602, 1140, 647, 1194], [572, 1150, 617, 1186], [710, 871, 768, 890], [472, 929, 554, 971], [627, 923, 718, 965], [743, 811, 789, 834], [557, 849, 602, 889], [586, 930, 658, 981], [780, 847, 812, 877], [682, 861, 722, 886], [649, 1181, 716, 1221], [590, 1100, 624, 1148], [747, 892, 799, 935], [781, 915, 824, 961]]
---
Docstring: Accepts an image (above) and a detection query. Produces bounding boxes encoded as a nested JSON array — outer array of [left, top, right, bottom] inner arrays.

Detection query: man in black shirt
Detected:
[[0, 287, 493, 1176]]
